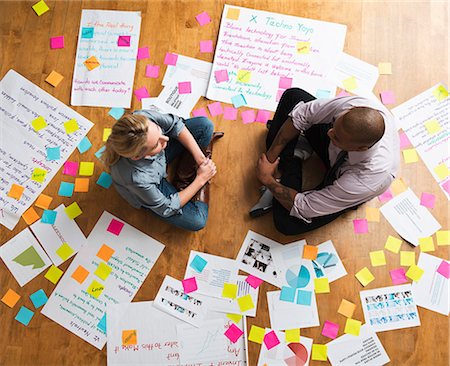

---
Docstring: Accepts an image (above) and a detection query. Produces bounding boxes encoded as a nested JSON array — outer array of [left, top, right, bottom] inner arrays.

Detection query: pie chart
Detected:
[[316, 252, 338, 268], [285, 265, 310, 288], [283, 343, 309, 366]]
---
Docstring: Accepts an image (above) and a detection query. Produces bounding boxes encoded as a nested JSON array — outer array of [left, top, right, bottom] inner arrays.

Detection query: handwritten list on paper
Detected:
[[206, 4, 346, 111], [0, 70, 93, 231], [71, 10, 142, 108]]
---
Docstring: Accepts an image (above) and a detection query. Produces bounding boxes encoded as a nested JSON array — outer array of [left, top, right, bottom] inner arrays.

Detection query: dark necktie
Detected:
[[323, 150, 348, 186]]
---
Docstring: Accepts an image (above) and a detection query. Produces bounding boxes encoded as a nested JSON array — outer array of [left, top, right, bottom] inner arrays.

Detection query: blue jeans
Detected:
[[152, 116, 213, 231]]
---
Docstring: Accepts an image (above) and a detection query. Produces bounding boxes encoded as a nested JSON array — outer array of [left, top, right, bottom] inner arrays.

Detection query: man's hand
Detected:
[[256, 153, 279, 185]]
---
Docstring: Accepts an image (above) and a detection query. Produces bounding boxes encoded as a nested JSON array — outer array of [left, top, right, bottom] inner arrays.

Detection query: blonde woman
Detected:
[[103, 110, 223, 231]]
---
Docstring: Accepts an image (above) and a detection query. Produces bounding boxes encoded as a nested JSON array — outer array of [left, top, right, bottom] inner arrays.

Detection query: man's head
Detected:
[[327, 107, 385, 151]]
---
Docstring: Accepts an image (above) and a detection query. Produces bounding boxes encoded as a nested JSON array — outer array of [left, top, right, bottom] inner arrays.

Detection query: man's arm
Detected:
[[266, 117, 300, 163]]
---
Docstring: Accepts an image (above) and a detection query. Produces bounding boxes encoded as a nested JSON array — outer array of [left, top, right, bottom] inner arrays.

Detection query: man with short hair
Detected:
[[251, 88, 400, 235]]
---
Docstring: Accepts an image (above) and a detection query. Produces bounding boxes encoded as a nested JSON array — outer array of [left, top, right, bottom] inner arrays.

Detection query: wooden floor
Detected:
[[1, 0, 449, 365]]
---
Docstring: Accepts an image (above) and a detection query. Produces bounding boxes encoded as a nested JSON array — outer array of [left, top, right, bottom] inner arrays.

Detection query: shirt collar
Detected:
[[347, 142, 379, 165]]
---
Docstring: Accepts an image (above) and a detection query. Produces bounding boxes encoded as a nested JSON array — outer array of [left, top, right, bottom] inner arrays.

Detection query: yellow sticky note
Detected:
[[400, 251, 415, 266], [1, 289, 21, 308], [31, 168, 47, 183], [365, 207, 380, 222], [403, 149, 419, 164], [237, 69, 251, 83], [31, 116, 47, 131], [45, 71, 64, 87], [436, 230, 450, 246], [87, 280, 105, 298], [312, 344, 328, 361], [314, 277, 330, 293], [237, 294, 254, 312], [84, 56, 101, 71], [79, 162, 94, 176], [434, 163, 450, 180], [385, 235, 402, 253], [432, 84, 448, 102], [65, 202, 82, 219], [122, 329, 137, 345], [226, 7, 240, 20], [378, 62, 392, 75], [285, 328, 300, 343], [369, 250, 386, 267], [355, 267, 375, 287], [45, 265, 63, 284], [344, 318, 362, 336], [424, 119, 441, 135], [35, 193, 53, 209], [56, 243, 74, 261], [32, 0, 49, 16], [64, 118, 79, 134], [226, 313, 242, 324], [419, 237, 435, 252], [103, 128, 112, 142], [296, 41, 311, 54], [406, 264, 424, 282], [248, 325, 265, 344], [338, 299, 356, 318], [342, 76, 358, 91], [7, 184, 25, 200], [390, 178, 408, 195], [22, 207, 40, 225], [74, 178, 90, 192], [222, 283, 238, 299], [95, 262, 113, 281]]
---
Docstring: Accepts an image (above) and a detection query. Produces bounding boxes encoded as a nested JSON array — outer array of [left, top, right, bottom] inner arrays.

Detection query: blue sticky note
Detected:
[[81, 27, 94, 39], [58, 182, 75, 197], [97, 313, 107, 333], [46, 146, 61, 161], [296, 289, 312, 306], [231, 94, 247, 108], [95, 146, 106, 160], [78, 136, 92, 154], [315, 89, 331, 99], [97, 172, 112, 189], [280, 286, 296, 302], [190, 255, 207, 273], [30, 289, 48, 309], [41, 209, 57, 224], [109, 108, 125, 120], [15, 306, 34, 326]]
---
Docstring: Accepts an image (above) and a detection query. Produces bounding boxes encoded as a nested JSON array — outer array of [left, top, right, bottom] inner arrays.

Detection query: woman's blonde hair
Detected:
[[103, 114, 149, 167]]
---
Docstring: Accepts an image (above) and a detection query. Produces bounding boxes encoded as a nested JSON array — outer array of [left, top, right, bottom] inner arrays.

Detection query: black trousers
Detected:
[[267, 88, 351, 235]]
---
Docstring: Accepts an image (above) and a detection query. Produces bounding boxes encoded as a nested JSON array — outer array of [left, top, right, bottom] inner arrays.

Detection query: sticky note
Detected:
[[226, 7, 240, 20], [97, 172, 113, 188], [342, 76, 358, 91], [76, 137, 92, 154], [432, 84, 449, 102], [279, 77, 292, 89], [365, 207, 380, 222], [15, 306, 34, 326], [378, 62, 392, 74], [314, 277, 330, 293], [46, 146, 61, 160], [45, 265, 63, 284], [97, 244, 115, 262], [237, 294, 254, 312], [31, 168, 47, 183], [369, 250, 386, 267], [98, 314, 107, 333], [56, 242, 74, 261], [190, 254, 207, 273], [63, 161, 79, 176], [84, 56, 100, 71], [303, 245, 318, 260], [45, 71, 64, 89], [276, 89, 284, 102], [380, 90, 396, 105], [223, 106, 238, 120], [443, 181, 450, 195], [134, 87, 150, 101], [224, 323, 244, 343], [322, 320, 339, 339], [355, 267, 375, 287], [419, 237, 435, 252], [378, 189, 393, 202], [434, 163, 450, 180], [32, 0, 49, 16], [107, 219, 125, 236], [245, 275, 263, 289], [95, 262, 113, 281], [71, 265, 89, 284], [207, 102, 223, 116], [195, 11, 211, 26], [406, 265, 424, 282], [64, 202, 82, 220], [344, 318, 362, 336], [145, 65, 160, 78], [164, 52, 178, 66], [178, 81, 192, 94], [241, 110, 256, 124], [22, 207, 40, 225], [312, 344, 328, 361], [81, 27, 94, 39], [437, 261, 450, 279], [7, 184, 24, 200], [248, 325, 265, 344], [122, 329, 137, 345], [215, 69, 229, 83], [79, 162, 94, 176], [222, 283, 238, 299], [192, 108, 208, 117], [231, 94, 247, 108], [108, 108, 125, 120], [285, 328, 300, 343], [117, 35, 131, 47], [200, 40, 213, 53], [389, 268, 408, 285], [137, 46, 150, 59], [237, 70, 251, 83], [424, 119, 441, 135], [280, 286, 296, 302], [399, 131, 412, 149], [1, 289, 21, 308], [385, 235, 402, 253], [296, 41, 311, 54], [74, 178, 89, 193], [64, 118, 79, 134], [400, 251, 415, 266], [31, 116, 47, 131], [338, 299, 356, 318], [437, 230, 450, 246], [226, 313, 242, 324], [35, 193, 52, 209], [255, 110, 271, 124], [30, 289, 48, 309], [403, 148, 419, 163], [353, 219, 368, 234], [41, 209, 57, 224], [420, 192, 436, 209], [296, 289, 312, 306], [336, 90, 351, 97], [264, 330, 280, 350], [316, 89, 331, 99], [58, 182, 74, 197], [103, 128, 112, 142], [87, 280, 105, 298], [182, 277, 198, 293], [391, 178, 408, 196]]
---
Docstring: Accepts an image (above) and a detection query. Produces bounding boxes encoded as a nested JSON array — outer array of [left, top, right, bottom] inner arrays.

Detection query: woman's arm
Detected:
[[177, 126, 206, 165]]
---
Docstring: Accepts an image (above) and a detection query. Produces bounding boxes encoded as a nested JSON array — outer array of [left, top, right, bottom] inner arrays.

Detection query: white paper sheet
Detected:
[[360, 284, 420, 332], [0, 228, 52, 287], [71, 10, 141, 107], [380, 188, 441, 246], [313, 240, 347, 283], [411, 253, 450, 316], [41, 211, 164, 349], [0, 69, 93, 231]]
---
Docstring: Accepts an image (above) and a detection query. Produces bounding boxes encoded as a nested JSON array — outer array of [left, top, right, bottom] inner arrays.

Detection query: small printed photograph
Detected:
[[164, 285, 202, 306], [160, 297, 198, 318], [241, 238, 274, 273]]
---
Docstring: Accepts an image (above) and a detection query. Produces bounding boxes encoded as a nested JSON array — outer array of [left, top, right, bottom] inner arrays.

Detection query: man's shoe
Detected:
[[249, 188, 273, 218]]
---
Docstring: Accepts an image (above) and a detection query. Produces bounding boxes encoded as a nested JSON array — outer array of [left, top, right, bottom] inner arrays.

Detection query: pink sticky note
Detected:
[[145, 65, 160, 78], [245, 275, 263, 289], [255, 110, 271, 124], [224, 323, 244, 343], [353, 219, 368, 234], [337, 90, 351, 97], [195, 11, 212, 26], [443, 180, 450, 195], [192, 108, 208, 117], [164, 52, 178, 66], [263, 330, 280, 350], [107, 219, 125, 236], [137, 47, 150, 60], [207, 102, 223, 116], [63, 161, 79, 177], [223, 107, 238, 121], [279, 77, 292, 89], [378, 189, 393, 202], [215, 69, 229, 83], [322, 320, 339, 339], [380, 90, 396, 105], [178, 81, 192, 94], [200, 40, 213, 53], [276, 89, 284, 102], [390, 268, 408, 285], [437, 261, 450, 279], [50, 36, 64, 49], [182, 277, 198, 293], [241, 110, 256, 124], [134, 87, 150, 101], [420, 192, 436, 208], [399, 131, 412, 149], [117, 35, 131, 47]]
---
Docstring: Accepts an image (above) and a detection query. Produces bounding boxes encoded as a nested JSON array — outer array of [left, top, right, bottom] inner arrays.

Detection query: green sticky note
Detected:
[[45, 265, 63, 284], [79, 162, 94, 176], [87, 280, 105, 298], [312, 344, 328, 361], [64, 118, 79, 134], [64, 202, 82, 219], [55, 242, 74, 261], [226, 313, 242, 324], [31, 168, 47, 183], [432, 84, 448, 102], [237, 294, 254, 312], [95, 262, 112, 281], [344, 318, 362, 336], [13, 246, 46, 269], [222, 283, 238, 299], [31, 116, 47, 131]]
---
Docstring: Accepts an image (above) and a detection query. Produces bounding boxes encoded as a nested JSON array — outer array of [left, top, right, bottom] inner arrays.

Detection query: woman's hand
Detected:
[[196, 158, 216, 184]]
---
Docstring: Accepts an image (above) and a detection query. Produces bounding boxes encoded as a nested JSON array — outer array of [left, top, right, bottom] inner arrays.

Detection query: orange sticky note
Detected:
[[122, 329, 137, 345], [74, 178, 90, 192], [226, 7, 240, 20], [45, 71, 64, 87], [35, 193, 53, 209], [97, 244, 115, 262], [338, 299, 356, 318], [71, 265, 89, 284], [303, 245, 318, 260], [365, 207, 380, 222], [22, 207, 40, 225], [7, 184, 25, 200], [391, 178, 407, 195], [84, 56, 100, 71], [1, 289, 21, 308]]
